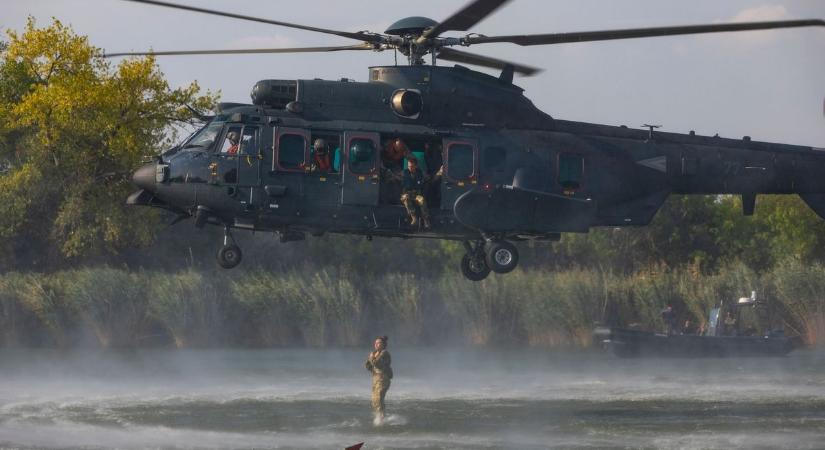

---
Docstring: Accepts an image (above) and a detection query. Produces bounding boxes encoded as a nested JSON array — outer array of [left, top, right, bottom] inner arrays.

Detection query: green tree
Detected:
[[0, 19, 216, 269]]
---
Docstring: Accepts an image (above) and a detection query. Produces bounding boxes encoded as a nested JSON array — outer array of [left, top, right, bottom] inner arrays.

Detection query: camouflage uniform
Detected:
[[401, 167, 429, 227], [365, 349, 393, 419]]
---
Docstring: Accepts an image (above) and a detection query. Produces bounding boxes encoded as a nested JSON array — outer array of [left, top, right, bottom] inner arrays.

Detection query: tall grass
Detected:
[[61, 268, 150, 348], [146, 271, 227, 347], [370, 273, 426, 343], [231, 268, 363, 347], [0, 272, 68, 346], [1, 262, 823, 348], [772, 260, 825, 345]]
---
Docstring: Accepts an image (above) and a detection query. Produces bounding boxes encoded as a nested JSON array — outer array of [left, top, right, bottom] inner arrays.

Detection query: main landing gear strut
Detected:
[[460, 238, 520, 281], [217, 225, 243, 269]]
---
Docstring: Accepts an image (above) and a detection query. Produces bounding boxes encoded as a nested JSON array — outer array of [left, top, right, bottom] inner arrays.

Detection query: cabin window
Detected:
[[558, 152, 584, 190], [348, 138, 376, 174], [277, 133, 307, 170], [483, 146, 506, 171], [447, 143, 475, 180]]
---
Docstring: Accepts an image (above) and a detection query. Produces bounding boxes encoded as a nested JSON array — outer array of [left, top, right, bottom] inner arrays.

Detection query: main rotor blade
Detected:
[[121, 0, 383, 44], [103, 43, 376, 58], [437, 47, 540, 76], [423, 0, 510, 39], [465, 19, 825, 46]]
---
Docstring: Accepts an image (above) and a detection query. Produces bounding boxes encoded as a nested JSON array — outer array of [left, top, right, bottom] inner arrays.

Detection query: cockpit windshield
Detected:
[[182, 122, 224, 151]]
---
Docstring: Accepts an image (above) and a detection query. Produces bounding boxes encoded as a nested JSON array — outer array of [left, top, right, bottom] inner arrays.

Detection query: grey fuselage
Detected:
[[129, 64, 825, 242]]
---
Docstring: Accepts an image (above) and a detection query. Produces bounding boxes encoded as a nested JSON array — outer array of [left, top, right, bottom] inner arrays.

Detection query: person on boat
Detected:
[[724, 312, 737, 336], [661, 305, 676, 335]]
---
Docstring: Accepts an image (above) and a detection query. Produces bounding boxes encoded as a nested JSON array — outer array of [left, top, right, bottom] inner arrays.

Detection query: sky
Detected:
[[3, 0, 825, 146]]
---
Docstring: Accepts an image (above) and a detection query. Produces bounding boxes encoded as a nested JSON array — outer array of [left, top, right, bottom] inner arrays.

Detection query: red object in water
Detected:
[[345, 443, 364, 450]]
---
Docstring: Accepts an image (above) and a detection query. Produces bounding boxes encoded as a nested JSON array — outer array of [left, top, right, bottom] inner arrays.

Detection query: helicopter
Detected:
[[116, 0, 825, 280]]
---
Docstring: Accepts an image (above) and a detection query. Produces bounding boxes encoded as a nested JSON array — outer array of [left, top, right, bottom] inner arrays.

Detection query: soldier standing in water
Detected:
[[365, 335, 393, 424]]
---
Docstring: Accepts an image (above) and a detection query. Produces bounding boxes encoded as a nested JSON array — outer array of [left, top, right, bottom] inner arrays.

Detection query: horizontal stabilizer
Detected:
[[596, 190, 670, 226]]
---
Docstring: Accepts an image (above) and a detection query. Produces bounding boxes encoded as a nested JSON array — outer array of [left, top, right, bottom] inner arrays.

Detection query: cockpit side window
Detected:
[[239, 126, 259, 156], [220, 125, 243, 155], [182, 122, 223, 152]]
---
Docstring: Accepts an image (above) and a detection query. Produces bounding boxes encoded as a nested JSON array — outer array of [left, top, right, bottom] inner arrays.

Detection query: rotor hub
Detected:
[[384, 16, 439, 37]]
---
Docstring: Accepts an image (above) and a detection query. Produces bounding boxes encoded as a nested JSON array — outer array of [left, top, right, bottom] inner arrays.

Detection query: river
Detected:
[[1, 348, 824, 449]]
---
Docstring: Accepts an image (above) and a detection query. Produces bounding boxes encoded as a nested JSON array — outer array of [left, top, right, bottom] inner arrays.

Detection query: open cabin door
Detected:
[[441, 138, 479, 210], [341, 131, 380, 206]]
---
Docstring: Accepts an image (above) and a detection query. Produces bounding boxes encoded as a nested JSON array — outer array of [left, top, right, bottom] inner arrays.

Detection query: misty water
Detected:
[[1, 348, 825, 450]]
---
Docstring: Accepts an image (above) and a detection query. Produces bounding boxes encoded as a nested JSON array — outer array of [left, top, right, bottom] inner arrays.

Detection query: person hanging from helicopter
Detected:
[[401, 156, 431, 229], [310, 138, 331, 173]]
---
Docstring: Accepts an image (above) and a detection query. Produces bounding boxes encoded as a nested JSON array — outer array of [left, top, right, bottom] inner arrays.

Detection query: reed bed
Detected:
[[1, 262, 822, 348]]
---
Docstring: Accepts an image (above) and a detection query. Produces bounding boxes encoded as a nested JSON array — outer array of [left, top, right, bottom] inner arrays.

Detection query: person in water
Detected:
[[365, 335, 393, 423]]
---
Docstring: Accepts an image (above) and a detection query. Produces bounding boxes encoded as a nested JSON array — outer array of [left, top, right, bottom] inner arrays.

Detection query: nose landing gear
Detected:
[[217, 225, 242, 269], [460, 238, 520, 281]]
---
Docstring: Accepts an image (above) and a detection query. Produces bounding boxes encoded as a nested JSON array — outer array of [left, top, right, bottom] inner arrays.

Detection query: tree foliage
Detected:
[[0, 19, 216, 268]]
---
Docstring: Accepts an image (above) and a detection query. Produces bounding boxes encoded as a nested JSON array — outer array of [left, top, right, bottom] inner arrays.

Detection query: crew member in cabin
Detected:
[[383, 137, 411, 171], [401, 157, 430, 229], [311, 138, 331, 173]]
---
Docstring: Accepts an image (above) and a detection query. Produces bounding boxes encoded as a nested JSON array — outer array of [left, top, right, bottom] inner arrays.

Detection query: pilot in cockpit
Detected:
[[222, 131, 240, 155]]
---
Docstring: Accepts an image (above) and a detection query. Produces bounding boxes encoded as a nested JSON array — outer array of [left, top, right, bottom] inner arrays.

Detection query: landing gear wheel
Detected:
[[217, 244, 242, 269], [485, 241, 519, 274], [461, 252, 491, 281]]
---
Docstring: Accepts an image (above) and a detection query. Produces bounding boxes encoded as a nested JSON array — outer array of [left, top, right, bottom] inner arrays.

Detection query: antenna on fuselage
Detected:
[[643, 124, 662, 142]]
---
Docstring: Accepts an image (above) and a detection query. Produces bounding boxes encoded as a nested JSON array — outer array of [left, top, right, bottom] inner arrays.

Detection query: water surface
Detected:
[[1, 348, 824, 449]]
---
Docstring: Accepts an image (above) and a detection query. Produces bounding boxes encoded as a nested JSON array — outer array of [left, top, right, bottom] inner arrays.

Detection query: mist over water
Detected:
[[1, 348, 825, 449]]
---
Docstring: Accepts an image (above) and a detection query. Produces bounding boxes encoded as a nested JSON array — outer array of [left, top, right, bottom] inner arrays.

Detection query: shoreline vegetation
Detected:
[[1, 261, 823, 349]]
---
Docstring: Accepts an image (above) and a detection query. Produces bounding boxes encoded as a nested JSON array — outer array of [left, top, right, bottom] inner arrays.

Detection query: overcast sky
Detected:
[[4, 0, 825, 146]]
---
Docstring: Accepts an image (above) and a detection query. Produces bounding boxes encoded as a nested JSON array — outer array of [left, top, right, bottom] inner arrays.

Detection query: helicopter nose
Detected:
[[132, 162, 156, 191]]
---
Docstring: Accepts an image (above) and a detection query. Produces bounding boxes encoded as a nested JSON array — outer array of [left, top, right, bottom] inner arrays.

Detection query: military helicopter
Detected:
[[117, 0, 825, 280]]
